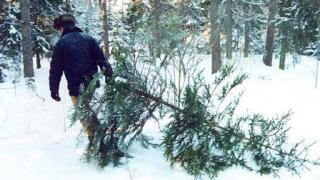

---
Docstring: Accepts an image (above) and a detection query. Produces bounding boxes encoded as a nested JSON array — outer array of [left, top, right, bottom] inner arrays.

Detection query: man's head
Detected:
[[53, 14, 77, 32]]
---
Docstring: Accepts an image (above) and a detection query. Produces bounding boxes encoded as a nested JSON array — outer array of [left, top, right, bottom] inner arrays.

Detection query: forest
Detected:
[[0, 0, 320, 179]]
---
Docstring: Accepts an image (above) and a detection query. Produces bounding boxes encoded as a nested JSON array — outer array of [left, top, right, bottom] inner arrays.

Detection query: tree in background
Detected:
[[71, 1, 319, 178], [278, 0, 292, 70], [149, 0, 162, 58], [0, 0, 8, 82], [263, 0, 277, 66], [148, 0, 176, 59], [243, 1, 250, 58], [225, 0, 233, 59], [0, 0, 65, 83], [0, 2, 22, 83], [210, 0, 222, 73], [1, 0, 319, 82], [247, 1, 266, 55], [21, 0, 34, 79], [65, 0, 72, 12], [30, 0, 57, 69], [99, 0, 110, 56], [291, 0, 320, 55]]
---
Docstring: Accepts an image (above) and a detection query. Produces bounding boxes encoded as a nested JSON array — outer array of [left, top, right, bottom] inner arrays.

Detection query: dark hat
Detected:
[[53, 14, 77, 30]]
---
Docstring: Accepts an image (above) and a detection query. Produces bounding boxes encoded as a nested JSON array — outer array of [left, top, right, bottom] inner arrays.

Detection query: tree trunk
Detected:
[[150, 0, 162, 58], [85, 0, 93, 32], [210, 0, 222, 73], [316, 57, 319, 88], [154, 0, 161, 57], [243, 2, 250, 58], [21, 0, 34, 78], [0, 0, 5, 82], [279, 0, 292, 70], [263, 0, 277, 67], [316, 21, 320, 88], [0, 0, 6, 18], [36, 52, 41, 69], [72, 0, 77, 6], [87, 0, 92, 11], [65, 0, 71, 12], [100, 0, 110, 56], [225, 0, 233, 59]]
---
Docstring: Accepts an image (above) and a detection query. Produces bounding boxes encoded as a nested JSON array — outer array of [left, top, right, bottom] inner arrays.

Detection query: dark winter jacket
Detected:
[[49, 25, 110, 96]]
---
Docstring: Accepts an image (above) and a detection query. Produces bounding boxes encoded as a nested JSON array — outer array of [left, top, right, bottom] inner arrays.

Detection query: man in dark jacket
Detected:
[[49, 14, 112, 139]]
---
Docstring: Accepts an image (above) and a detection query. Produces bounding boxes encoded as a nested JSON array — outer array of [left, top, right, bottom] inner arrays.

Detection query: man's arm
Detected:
[[49, 43, 63, 101], [90, 39, 113, 77]]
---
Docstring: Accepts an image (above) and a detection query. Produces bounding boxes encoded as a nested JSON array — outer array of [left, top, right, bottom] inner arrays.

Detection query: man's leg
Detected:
[[71, 96, 77, 105], [71, 94, 100, 139]]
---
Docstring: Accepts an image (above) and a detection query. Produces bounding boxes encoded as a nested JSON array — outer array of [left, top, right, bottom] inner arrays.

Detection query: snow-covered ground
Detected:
[[0, 56, 319, 180]]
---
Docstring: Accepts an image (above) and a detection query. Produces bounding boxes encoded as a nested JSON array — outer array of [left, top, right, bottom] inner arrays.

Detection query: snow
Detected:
[[9, 26, 19, 35], [115, 76, 128, 83], [0, 55, 320, 180]]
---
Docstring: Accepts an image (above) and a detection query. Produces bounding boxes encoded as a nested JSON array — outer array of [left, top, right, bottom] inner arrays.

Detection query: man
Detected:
[[49, 14, 112, 140]]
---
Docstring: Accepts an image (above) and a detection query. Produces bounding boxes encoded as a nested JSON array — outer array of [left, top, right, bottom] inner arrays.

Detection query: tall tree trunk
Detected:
[[316, 20, 320, 88], [243, 2, 250, 58], [263, 0, 277, 67], [21, 0, 34, 78], [87, 0, 92, 11], [0, 1, 6, 82], [100, 0, 110, 56], [72, 0, 77, 6], [65, 0, 71, 12], [210, 0, 222, 73], [85, 0, 93, 32], [279, 0, 292, 70], [150, 0, 162, 58], [279, 32, 288, 70], [0, 0, 6, 18], [36, 52, 41, 69], [225, 0, 233, 59]]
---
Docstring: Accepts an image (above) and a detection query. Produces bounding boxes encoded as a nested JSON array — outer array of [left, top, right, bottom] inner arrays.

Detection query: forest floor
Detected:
[[0, 55, 319, 180]]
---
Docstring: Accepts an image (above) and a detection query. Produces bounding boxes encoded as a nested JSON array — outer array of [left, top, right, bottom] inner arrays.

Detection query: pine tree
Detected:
[[291, 0, 320, 54], [0, 0, 8, 82], [30, 0, 53, 69], [0, 2, 22, 82], [248, 1, 265, 55]]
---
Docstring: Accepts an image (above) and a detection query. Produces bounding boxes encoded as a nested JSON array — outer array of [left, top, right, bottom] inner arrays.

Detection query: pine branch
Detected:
[[133, 88, 319, 166]]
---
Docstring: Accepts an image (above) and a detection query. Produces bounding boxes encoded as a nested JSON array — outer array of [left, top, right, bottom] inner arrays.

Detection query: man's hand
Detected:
[[51, 92, 61, 102], [101, 64, 113, 83], [101, 65, 113, 77]]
